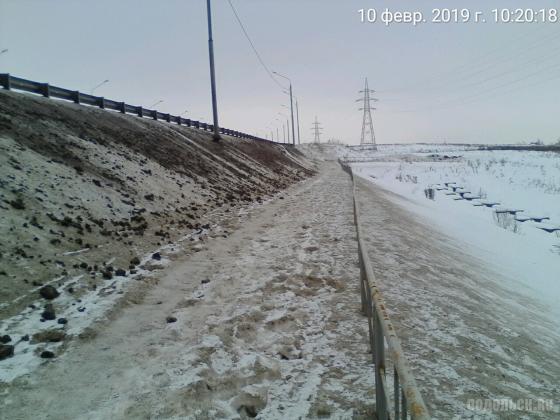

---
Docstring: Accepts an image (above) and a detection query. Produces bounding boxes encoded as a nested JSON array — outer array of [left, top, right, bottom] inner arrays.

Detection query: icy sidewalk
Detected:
[[356, 178, 560, 419], [0, 163, 375, 419]]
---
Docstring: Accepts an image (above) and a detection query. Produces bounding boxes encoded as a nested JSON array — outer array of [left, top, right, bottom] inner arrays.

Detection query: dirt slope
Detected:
[[0, 162, 376, 419], [0, 89, 313, 370]]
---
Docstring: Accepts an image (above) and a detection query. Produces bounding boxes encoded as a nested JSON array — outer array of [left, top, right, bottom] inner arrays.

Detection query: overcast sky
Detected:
[[1, 0, 560, 144]]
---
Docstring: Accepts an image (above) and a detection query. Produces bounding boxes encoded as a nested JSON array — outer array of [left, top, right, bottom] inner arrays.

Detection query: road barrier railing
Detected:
[[340, 160, 430, 420], [0, 73, 282, 145]]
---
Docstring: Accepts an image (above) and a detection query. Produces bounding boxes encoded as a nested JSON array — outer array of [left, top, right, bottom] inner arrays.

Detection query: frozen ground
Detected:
[[0, 162, 376, 419], [2, 133, 559, 418], [0, 89, 313, 384]]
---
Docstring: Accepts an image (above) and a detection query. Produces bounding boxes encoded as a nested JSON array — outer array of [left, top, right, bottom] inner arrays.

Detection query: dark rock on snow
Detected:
[[41, 303, 56, 320], [40, 350, 55, 359], [39, 285, 60, 300], [0, 344, 15, 360]]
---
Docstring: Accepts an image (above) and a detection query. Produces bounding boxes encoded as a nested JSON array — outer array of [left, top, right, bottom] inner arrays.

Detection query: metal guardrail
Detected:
[[340, 160, 430, 420], [0, 73, 281, 145]]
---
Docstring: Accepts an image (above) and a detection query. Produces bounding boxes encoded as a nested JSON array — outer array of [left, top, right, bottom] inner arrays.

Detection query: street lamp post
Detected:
[[149, 100, 163, 108], [274, 71, 296, 146], [281, 106, 291, 143], [278, 112, 289, 143], [90, 79, 109, 95], [206, 0, 221, 142], [296, 100, 301, 145]]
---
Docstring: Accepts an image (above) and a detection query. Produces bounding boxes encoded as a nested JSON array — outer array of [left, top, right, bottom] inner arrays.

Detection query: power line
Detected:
[[227, 0, 285, 91], [385, 42, 560, 110], [382, 59, 560, 113], [379, 25, 560, 95]]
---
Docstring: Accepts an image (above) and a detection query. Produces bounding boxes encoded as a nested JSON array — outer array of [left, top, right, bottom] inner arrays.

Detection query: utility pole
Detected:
[[311, 116, 323, 143], [276, 127, 279, 142], [356, 77, 378, 149], [296, 100, 301, 145], [282, 123, 286, 143], [286, 119, 290, 144], [206, 0, 221, 141]]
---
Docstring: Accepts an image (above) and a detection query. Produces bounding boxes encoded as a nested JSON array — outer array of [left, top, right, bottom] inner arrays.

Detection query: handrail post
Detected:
[[402, 389, 408, 418], [375, 309, 387, 420], [394, 367, 400, 420]]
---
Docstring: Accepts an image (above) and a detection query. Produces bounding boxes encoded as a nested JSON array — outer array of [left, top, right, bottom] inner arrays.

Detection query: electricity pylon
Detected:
[[311, 116, 323, 143], [356, 78, 378, 149]]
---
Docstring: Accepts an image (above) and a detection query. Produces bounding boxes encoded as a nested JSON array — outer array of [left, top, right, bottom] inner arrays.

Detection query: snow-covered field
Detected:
[[350, 145, 560, 322]]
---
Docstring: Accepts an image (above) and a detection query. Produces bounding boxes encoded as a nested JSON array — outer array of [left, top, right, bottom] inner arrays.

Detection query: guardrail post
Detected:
[[137, 107, 143, 118], [119, 102, 125, 114], [73, 91, 80, 104], [153, 111, 158, 121], [165, 113, 171, 123], [41, 83, 50, 98], [178, 117, 182, 126], [99, 97, 105, 109], [0, 73, 10, 90]]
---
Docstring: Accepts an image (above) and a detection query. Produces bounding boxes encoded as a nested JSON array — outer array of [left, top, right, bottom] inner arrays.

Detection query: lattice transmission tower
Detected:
[[311, 116, 323, 143], [356, 78, 378, 149]]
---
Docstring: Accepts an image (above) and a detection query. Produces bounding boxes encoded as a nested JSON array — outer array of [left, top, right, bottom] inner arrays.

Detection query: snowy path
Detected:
[[356, 178, 560, 419], [0, 163, 375, 419]]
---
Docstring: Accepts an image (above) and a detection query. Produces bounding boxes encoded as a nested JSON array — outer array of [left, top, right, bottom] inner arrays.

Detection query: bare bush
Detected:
[[424, 187, 435, 200], [493, 212, 521, 234]]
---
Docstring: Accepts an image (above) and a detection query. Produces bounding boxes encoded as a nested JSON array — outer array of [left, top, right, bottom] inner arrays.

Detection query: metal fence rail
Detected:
[[340, 160, 430, 420], [0, 73, 281, 145]]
